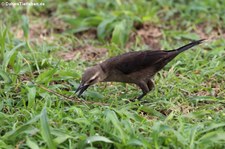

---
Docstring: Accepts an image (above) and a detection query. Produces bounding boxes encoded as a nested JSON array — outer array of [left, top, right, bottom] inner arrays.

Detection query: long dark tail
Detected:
[[172, 39, 205, 54], [155, 39, 205, 71]]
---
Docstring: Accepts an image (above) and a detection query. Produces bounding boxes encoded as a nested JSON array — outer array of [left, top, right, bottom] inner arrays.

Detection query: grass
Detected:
[[0, 0, 225, 148]]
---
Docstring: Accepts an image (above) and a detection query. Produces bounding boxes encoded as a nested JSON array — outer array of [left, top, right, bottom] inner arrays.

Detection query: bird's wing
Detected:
[[112, 51, 170, 74], [102, 40, 204, 75]]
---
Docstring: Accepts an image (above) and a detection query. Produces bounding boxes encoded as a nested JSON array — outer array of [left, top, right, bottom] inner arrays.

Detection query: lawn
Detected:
[[0, 0, 225, 148]]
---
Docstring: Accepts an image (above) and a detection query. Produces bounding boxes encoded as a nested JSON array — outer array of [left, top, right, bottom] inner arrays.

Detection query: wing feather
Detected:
[[105, 51, 170, 74]]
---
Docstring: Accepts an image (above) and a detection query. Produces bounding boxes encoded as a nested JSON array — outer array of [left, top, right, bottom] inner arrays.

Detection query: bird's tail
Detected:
[[155, 39, 205, 71], [172, 39, 205, 54]]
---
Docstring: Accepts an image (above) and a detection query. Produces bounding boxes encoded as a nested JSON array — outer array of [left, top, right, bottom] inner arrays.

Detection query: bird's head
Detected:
[[76, 65, 105, 97]]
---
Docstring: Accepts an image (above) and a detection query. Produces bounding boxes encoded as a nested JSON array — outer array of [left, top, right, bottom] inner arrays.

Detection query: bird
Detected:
[[76, 39, 205, 100]]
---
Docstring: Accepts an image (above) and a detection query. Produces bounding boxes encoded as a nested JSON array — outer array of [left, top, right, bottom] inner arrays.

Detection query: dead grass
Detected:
[[12, 17, 67, 43], [195, 24, 225, 41], [75, 29, 97, 40], [128, 23, 162, 49], [57, 45, 107, 61]]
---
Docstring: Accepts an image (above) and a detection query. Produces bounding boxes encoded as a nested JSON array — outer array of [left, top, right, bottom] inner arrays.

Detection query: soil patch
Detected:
[[195, 24, 225, 42], [12, 17, 67, 43], [57, 45, 107, 61], [128, 23, 162, 50]]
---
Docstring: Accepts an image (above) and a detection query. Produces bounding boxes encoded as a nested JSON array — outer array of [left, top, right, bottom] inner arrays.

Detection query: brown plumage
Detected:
[[76, 39, 204, 100]]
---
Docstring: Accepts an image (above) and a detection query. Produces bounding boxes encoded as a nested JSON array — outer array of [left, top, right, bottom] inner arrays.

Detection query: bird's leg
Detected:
[[138, 79, 155, 104], [126, 81, 152, 103], [147, 79, 154, 92], [137, 81, 149, 100], [126, 81, 149, 103]]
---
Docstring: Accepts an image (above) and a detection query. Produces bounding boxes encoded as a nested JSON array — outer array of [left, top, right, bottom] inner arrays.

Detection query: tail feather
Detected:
[[172, 39, 205, 53], [156, 39, 205, 71]]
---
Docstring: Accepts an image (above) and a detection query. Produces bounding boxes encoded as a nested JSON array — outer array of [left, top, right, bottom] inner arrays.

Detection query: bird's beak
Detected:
[[75, 84, 89, 97]]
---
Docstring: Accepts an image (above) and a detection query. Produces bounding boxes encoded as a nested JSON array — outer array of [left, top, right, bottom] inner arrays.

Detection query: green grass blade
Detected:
[[36, 69, 57, 83], [86, 135, 113, 144], [22, 15, 29, 39], [0, 140, 14, 149], [26, 86, 36, 108], [2, 42, 25, 71], [0, 69, 12, 83], [2, 114, 40, 142], [111, 20, 132, 47], [26, 137, 40, 149], [40, 107, 56, 149]]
